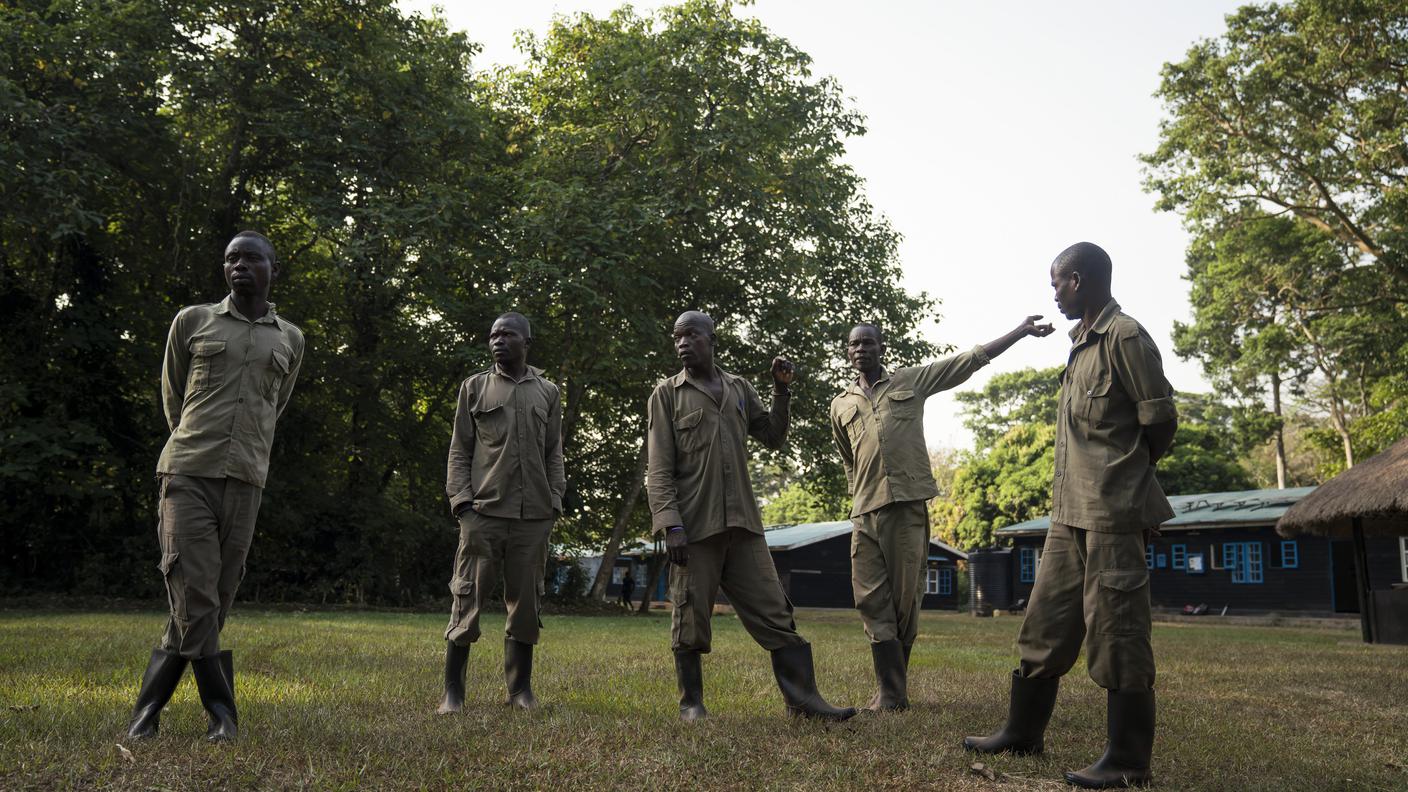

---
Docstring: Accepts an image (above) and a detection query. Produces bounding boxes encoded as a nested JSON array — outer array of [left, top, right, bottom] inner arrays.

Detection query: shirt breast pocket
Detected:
[[187, 339, 227, 392], [264, 347, 292, 400], [473, 403, 509, 447], [839, 404, 864, 445], [886, 389, 919, 421], [1080, 373, 1115, 427], [674, 407, 710, 454]]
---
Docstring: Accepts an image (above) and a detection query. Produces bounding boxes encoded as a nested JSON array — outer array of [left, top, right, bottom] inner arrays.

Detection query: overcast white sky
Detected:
[[406, 0, 1244, 451]]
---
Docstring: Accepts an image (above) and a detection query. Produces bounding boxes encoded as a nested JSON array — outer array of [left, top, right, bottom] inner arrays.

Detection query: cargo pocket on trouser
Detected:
[[445, 578, 477, 643], [1095, 569, 1151, 636], [670, 571, 699, 651], [159, 552, 186, 623]]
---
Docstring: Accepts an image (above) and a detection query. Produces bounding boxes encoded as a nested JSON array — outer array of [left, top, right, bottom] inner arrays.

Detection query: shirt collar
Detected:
[[1069, 299, 1120, 343], [848, 367, 889, 397], [493, 363, 542, 383], [214, 294, 282, 327], [672, 365, 734, 392]]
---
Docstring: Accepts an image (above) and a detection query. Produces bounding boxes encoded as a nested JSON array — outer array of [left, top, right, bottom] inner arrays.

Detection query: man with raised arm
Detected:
[[831, 316, 1053, 712], [127, 231, 305, 742], [438, 312, 565, 713], [646, 311, 855, 722], [964, 242, 1177, 789]]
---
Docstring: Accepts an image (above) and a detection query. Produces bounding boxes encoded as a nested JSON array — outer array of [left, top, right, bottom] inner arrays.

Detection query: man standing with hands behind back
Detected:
[[439, 312, 565, 714], [127, 231, 304, 742], [646, 311, 855, 723], [964, 242, 1177, 789], [830, 315, 1053, 712]]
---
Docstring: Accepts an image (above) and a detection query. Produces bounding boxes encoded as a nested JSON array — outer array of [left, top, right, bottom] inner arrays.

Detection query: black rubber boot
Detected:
[[126, 648, 188, 739], [1064, 689, 1155, 789], [862, 639, 909, 712], [191, 651, 237, 742], [674, 650, 707, 722], [963, 670, 1059, 755], [769, 643, 857, 721], [436, 641, 470, 715], [503, 638, 538, 710]]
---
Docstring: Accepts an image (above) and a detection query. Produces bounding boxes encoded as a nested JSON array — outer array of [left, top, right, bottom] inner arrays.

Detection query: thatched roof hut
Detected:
[[1276, 436, 1408, 644], [1276, 436, 1408, 539]]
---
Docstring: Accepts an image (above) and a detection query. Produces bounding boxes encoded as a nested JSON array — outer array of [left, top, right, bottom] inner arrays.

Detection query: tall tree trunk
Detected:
[[1271, 371, 1287, 489], [588, 442, 649, 600]]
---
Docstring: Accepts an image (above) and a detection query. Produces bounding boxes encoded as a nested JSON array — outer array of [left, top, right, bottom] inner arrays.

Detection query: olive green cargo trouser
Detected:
[[445, 510, 552, 647], [850, 499, 929, 647], [1016, 523, 1155, 691], [669, 527, 808, 653], [156, 474, 262, 659]]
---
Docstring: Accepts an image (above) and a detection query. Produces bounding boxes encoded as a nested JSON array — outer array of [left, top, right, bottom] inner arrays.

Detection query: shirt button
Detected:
[[238, 397, 244, 403], [1086, 389, 1093, 395]]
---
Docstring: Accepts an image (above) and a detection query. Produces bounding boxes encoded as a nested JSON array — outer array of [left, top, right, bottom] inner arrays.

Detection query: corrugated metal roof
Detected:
[[762, 521, 853, 550], [616, 520, 972, 558], [995, 486, 1318, 536]]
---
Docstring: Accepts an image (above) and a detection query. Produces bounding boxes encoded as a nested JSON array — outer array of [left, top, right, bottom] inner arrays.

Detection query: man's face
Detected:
[[847, 326, 884, 373], [673, 321, 713, 369], [223, 236, 276, 297], [1050, 263, 1082, 321], [489, 317, 529, 366]]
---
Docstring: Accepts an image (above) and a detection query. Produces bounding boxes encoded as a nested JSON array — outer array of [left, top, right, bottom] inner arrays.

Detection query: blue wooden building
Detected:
[[984, 487, 1408, 614]]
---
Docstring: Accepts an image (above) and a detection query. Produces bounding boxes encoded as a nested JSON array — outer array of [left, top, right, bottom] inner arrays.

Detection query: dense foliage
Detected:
[[0, 0, 936, 601]]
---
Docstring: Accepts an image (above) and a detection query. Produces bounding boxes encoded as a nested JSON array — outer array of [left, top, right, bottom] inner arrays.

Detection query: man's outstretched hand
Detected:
[[1019, 315, 1056, 338]]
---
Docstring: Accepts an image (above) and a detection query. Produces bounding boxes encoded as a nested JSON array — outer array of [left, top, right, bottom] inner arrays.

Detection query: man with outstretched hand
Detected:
[[439, 312, 565, 713], [127, 231, 305, 742], [646, 311, 855, 723], [830, 315, 1052, 712], [964, 242, 1177, 789]]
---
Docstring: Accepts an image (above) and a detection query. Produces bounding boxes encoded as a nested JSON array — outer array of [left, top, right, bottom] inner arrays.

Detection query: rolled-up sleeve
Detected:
[[1112, 329, 1177, 426], [645, 386, 683, 533]]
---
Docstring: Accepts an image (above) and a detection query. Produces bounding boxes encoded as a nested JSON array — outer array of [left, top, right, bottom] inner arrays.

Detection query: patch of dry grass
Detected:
[[1, 607, 1404, 790]]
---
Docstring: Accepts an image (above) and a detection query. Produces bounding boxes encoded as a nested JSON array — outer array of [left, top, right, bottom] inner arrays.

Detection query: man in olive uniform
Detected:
[[127, 231, 305, 742], [647, 311, 854, 722], [831, 316, 1052, 711], [437, 312, 565, 713], [964, 242, 1177, 789]]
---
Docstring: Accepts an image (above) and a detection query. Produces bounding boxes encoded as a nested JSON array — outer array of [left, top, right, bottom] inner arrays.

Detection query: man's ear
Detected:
[[524, 336, 533, 349], [1071, 270, 1082, 291], [270, 259, 280, 282]]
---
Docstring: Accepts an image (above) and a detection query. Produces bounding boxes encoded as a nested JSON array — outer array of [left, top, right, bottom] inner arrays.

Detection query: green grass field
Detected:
[[1, 606, 1405, 790]]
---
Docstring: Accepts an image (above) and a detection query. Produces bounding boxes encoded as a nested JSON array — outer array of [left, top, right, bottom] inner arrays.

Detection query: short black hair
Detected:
[[231, 230, 276, 261], [494, 311, 532, 339], [673, 310, 716, 336], [1053, 242, 1111, 288], [850, 322, 884, 344]]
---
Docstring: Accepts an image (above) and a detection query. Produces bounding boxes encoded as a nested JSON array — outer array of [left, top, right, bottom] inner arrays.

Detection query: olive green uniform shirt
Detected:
[[830, 346, 990, 518], [1051, 300, 1177, 532], [156, 296, 305, 488], [445, 365, 566, 520], [646, 367, 788, 541]]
